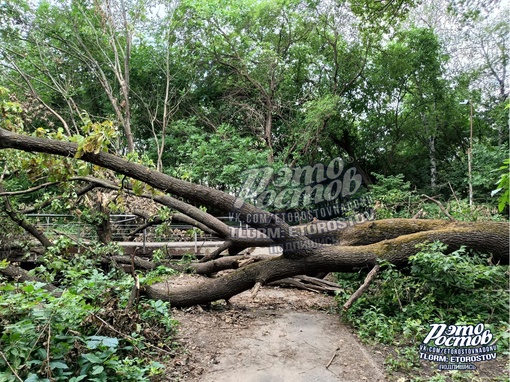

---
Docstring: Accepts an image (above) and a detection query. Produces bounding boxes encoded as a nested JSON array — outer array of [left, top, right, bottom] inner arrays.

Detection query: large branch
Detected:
[[72, 176, 231, 238], [130, 210, 217, 237], [334, 219, 464, 246], [0, 128, 314, 257], [145, 222, 508, 307], [0, 184, 53, 248]]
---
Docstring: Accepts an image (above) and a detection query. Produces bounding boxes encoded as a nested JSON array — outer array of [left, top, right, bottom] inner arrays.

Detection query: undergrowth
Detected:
[[335, 242, 509, 381], [0, 252, 179, 382]]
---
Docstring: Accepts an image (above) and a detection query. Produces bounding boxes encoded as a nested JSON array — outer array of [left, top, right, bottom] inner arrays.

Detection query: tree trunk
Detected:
[[429, 135, 436, 190], [145, 222, 508, 307]]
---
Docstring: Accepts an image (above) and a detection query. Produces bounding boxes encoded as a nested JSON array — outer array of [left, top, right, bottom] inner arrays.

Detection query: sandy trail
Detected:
[[199, 309, 385, 382], [164, 277, 386, 382]]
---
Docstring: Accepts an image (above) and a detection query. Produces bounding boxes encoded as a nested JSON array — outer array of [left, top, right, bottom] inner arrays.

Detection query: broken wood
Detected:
[[251, 282, 262, 299], [126, 274, 140, 310], [343, 264, 381, 311], [0, 264, 58, 293], [326, 348, 339, 369], [269, 275, 343, 294]]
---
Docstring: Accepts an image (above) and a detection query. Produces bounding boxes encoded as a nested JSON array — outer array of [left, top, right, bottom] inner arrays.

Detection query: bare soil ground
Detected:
[[158, 274, 508, 382], [160, 274, 386, 381]]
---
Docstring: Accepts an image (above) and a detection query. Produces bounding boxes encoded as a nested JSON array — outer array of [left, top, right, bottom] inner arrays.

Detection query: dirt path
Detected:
[[164, 276, 386, 381], [197, 310, 385, 382]]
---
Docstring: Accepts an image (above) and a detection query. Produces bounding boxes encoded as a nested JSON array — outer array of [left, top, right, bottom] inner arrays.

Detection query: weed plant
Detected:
[[0, 252, 178, 381]]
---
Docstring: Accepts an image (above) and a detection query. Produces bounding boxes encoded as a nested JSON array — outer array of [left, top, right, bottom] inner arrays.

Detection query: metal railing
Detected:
[[24, 214, 222, 248]]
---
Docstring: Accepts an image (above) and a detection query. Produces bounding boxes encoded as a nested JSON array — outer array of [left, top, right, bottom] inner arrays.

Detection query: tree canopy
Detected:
[[0, 0, 507, 198]]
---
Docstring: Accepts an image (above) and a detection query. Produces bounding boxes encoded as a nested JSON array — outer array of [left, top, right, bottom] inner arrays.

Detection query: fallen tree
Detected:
[[0, 127, 508, 307]]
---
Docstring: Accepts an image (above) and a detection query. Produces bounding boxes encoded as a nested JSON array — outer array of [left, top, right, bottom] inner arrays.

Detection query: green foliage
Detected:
[[384, 346, 421, 372], [0, 86, 23, 132], [370, 172, 506, 221], [159, 122, 270, 189], [141, 265, 178, 286], [492, 158, 509, 213], [336, 242, 509, 373], [74, 117, 119, 159], [370, 173, 416, 218], [0, 254, 176, 381]]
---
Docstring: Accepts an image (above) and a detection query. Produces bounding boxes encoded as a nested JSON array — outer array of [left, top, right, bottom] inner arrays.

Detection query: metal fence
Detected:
[[24, 214, 222, 245]]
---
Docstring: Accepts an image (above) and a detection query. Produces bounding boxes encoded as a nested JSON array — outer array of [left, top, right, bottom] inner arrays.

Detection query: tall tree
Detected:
[[0, 0, 158, 152]]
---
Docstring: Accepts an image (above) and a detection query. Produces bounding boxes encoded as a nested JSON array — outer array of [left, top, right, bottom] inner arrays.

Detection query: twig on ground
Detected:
[[45, 324, 52, 379], [326, 347, 340, 369]]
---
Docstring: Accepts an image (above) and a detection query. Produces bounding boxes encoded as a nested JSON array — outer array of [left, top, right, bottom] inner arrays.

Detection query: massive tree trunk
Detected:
[[145, 221, 508, 307], [0, 127, 508, 307]]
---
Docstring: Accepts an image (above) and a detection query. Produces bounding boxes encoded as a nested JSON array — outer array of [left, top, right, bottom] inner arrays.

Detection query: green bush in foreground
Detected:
[[0, 256, 177, 382], [336, 242, 509, 375]]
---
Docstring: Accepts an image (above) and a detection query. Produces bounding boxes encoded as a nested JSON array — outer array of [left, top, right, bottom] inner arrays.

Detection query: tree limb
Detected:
[[421, 194, 455, 221], [0, 184, 53, 248], [0, 264, 58, 293], [343, 264, 380, 311], [0, 129, 315, 258]]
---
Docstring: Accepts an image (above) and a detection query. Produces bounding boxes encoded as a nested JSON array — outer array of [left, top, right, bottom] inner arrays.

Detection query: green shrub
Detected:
[[336, 242, 509, 363], [0, 255, 175, 381]]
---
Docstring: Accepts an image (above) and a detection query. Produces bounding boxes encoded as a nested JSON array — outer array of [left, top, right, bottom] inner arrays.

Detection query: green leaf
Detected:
[[50, 361, 69, 370], [86, 336, 119, 349], [22, 284, 35, 293], [0, 283, 16, 291], [82, 353, 103, 364], [91, 365, 104, 375], [0, 259, 9, 270], [69, 376, 87, 382]]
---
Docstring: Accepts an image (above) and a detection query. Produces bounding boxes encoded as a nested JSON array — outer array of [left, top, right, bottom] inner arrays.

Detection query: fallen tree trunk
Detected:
[[2, 220, 508, 306], [1, 264, 58, 293], [145, 222, 509, 307]]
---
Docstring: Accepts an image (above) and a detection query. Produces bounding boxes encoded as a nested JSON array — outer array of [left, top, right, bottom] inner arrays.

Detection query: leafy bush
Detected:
[[370, 173, 417, 219], [336, 242, 509, 373], [0, 255, 176, 381]]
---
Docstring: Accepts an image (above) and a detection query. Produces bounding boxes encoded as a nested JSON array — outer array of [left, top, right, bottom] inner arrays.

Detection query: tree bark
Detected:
[[145, 222, 508, 307]]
